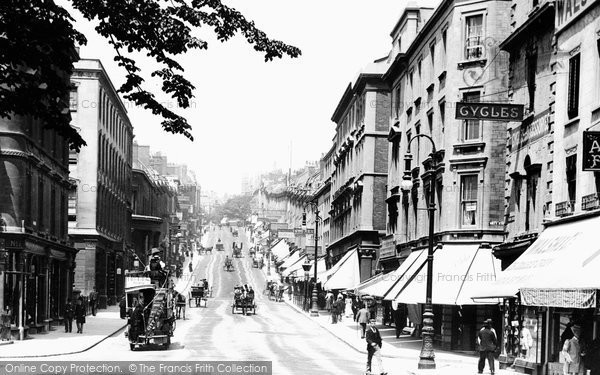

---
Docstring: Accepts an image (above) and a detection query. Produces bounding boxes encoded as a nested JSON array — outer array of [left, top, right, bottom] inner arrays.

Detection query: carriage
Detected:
[[252, 254, 264, 268], [188, 285, 208, 308], [249, 247, 256, 257], [199, 245, 212, 255], [223, 257, 234, 272], [232, 229, 238, 237], [232, 243, 243, 258], [232, 289, 256, 315], [124, 275, 175, 351], [215, 242, 224, 251]]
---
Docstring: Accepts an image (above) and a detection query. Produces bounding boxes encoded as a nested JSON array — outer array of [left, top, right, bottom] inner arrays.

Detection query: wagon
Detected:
[[125, 277, 175, 351], [223, 258, 234, 272], [215, 243, 224, 251], [188, 285, 207, 307], [233, 246, 242, 258], [232, 295, 256, 315]]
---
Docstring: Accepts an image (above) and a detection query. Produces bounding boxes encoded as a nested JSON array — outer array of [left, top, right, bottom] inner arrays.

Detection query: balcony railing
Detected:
[[555, 200, 576, 217]]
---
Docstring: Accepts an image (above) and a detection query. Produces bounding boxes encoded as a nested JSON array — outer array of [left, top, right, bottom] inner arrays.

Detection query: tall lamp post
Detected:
[[401, 134, 438, 370], [307, 202, 320, 317], [301, 262, 312, 312]]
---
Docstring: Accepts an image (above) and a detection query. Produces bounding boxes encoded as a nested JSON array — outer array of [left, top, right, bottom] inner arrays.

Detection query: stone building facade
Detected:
[[69, 59, 133, 308], [0, 114, 77, 339], [328, 63, 391, 282], [383, 0, 511, 351]]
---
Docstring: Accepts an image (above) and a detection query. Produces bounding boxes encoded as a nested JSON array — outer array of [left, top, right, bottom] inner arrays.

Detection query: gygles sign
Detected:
[[455, 102, 524, 121], [583, 131, 600, 171]]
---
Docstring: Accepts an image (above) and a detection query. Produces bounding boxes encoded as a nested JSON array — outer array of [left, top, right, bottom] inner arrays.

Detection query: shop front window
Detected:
[[519, 307, 542, 364]]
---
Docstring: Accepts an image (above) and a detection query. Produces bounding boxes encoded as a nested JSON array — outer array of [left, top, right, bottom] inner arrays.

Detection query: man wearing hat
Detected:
[[477, 318, 498, 375], [146, 248, 166, 286], [365, 318, 387, 375]]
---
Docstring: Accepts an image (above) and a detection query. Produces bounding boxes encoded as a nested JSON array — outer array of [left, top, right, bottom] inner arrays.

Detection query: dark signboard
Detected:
[[455, 102, 524, 121], [508, 109, 550, 151], [583, 131, 600, 171]]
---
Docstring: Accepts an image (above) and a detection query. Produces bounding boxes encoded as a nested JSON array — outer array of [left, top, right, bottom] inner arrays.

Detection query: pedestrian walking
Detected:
[[325, 291, 333, 312], [64, 299, 74, 332], [89, 286, 98, 316], [74, 297, 86, 334], [356, 304, 369, 339], [337, 295, 345, 322], [477, 318, 497, 375], [331, 295, 341, 324], [119, 295, 126, 319], [365, 318, 387, 375]]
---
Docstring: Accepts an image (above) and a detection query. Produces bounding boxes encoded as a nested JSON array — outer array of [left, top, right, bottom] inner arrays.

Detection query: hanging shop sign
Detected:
[[277, 229, 295, 239], [455, 102, 524, 121], [583, 131, 600, 171], [508, 109, 550, 151]]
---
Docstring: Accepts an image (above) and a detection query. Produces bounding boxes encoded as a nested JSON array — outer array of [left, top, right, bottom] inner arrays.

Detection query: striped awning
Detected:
[[521, 288, 597, 309]]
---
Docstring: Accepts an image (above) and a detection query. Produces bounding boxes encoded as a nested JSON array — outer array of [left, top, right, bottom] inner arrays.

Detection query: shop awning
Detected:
[[390, 244, 501, 305], [323, 249, 360, 290], [279, 250, 300, 271], [353, 272, 387, 295], [309, 256, 327, 277], [475, 213, 600, 308], [270, 239, 290, 260], [382, 249, 427, 301], [281, 255, 310, 278]]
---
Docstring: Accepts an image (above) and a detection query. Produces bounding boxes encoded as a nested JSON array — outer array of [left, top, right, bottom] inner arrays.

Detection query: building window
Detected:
[[566, 154, 577, 203], [525, 172, 539, 232], [430, 43, 435, 80], [69, 88, 78, 112], [462, 91, 481, 141], [394, 84, 402, 119], [461, 174, 478, 226], [38, 177, 44, 230], [68, 188, 77, 222], [442, 29, 447, 67], [465, 14, 484, 60], [567, 53, 580, 119], [50, 187, 56, 235], [440, 102, 446, 141], [526, 52, 537, 112], [427, 111, 433, 136]]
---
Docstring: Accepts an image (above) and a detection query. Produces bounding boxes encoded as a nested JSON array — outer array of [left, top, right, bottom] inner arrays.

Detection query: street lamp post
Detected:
[[401, 134, 438, 370], [301, 262, 311, 312]]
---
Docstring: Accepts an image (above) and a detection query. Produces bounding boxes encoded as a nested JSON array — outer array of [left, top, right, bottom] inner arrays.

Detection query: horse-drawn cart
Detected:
[[223, 257, 234, 272], [188, 285, 207, 308], [125, 275, 175, 351], [232, 289, 256, 316], [215, 242, 224, 251]]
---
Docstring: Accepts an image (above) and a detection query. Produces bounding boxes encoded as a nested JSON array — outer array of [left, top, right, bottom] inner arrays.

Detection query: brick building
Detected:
[[382, 0, 511, 352], [328, 60, 391, 282], [69, 58, 133, 308], [0, 113, 76, 339]]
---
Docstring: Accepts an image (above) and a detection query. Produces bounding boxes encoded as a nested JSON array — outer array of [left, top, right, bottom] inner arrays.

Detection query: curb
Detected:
[[0, 324, 127, 359]]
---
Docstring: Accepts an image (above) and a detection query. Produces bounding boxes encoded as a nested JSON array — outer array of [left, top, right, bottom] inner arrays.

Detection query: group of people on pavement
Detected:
[[64, 297, 87, 334]]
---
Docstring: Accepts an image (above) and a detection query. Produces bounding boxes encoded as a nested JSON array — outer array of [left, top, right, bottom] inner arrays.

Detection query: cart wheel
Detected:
[[130, 344, 136, 351], [231, 305, 235, 314]]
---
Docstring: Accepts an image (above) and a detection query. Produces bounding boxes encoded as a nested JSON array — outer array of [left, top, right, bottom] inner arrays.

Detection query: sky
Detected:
[[65, 1, 411, 194]]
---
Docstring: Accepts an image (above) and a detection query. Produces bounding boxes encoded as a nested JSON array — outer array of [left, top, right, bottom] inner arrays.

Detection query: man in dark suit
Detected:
[[365, 318, 387, 375], [477, 318, 498, 375]]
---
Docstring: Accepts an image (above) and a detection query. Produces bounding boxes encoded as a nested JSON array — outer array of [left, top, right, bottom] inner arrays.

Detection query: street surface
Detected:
[[51, 227, 395, 374]]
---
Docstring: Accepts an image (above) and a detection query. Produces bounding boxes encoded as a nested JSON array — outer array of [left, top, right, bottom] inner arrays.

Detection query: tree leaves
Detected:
[[0, 0, 87, 149], [1, 0, 301, 151]]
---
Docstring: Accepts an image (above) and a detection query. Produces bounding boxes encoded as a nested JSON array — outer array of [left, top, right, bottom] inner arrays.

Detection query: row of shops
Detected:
[[259, 209, 600, 375]]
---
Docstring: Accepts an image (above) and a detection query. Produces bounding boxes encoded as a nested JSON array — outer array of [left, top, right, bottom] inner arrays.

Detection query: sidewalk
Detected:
[[0, 306, 126, 358], [282, 298, 512, 374], [0, 256, 200, 358]]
